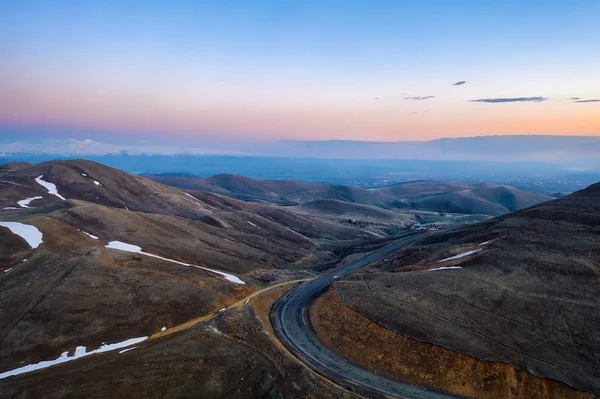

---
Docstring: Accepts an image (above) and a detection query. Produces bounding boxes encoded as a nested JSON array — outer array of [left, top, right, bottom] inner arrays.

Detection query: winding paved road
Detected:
[[271, 232, 459, 399]]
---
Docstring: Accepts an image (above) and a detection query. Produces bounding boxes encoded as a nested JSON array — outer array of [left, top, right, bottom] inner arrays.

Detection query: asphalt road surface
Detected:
[[271, 232, 460, 399]]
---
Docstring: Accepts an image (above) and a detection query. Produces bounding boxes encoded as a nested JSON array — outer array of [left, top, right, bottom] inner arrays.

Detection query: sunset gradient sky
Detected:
[[1, 0, 599, 144]]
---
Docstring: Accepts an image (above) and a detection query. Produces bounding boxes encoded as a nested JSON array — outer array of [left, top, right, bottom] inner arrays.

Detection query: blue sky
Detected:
[[1, 0, 599, 144]]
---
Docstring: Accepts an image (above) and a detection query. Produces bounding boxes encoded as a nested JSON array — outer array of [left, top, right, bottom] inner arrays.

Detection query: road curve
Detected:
[[271, 233, 459, 399]]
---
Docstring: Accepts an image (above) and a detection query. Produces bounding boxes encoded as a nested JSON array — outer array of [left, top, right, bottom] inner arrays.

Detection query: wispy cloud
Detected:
[[404, 96, 435, 100], [470, 97, 547, 103], [572, 98, 600, 103], [453, 81, 466, 86]]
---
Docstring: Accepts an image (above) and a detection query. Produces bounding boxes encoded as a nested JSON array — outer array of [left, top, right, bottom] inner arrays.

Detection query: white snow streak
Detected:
[[94, 180, 101, 186], [0, 222, 44, 249], [479, 241, 490, 246], [3, 268, 11, 273], [426, 266, 463, 272], [81, 173, 87, 177], [17, 196, 43, 208], [247, 221, 257, 227], [105, 241, 245, 284], [79, 230, 99, 240], [3, 207, 18, 210], [0, 336, 148, 379], [35, 175, 66, 200], [437, 249, 481, 263], [119, 347, 137, 354], [185, 193, 196, 199], [208, 326, 223, 335]]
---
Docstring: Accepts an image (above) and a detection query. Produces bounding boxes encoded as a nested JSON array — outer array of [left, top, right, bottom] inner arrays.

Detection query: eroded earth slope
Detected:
[[318, 182, 600, 396]]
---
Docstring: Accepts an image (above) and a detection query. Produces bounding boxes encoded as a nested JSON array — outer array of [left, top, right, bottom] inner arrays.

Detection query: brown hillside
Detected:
[[0, 162, 33, 172], [150, 173, 553, 216], [332, 181, 600, 395], [0, 160, 213, 218], [0, 160, 379, 383], [0, 214, 253, 372], [310, 288, 594, 399]]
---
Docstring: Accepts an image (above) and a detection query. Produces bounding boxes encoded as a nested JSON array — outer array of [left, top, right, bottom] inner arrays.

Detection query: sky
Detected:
[[1, 0, 599, 145]]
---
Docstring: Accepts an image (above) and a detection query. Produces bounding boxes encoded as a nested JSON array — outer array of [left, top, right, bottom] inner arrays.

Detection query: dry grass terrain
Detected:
[[311, 288, 595, 399], [1, 159, 597, 398], [0, 282, 361, 399], [0, 159, 377, 386], [0, 214, 253, 372], [330, 182, 600, 396], [150, 173, 552, 216]]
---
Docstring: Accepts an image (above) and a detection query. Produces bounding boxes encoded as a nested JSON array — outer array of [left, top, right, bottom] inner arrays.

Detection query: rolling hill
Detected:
[[149, 173, 553, 216], [0, 159, 378, 376], [1, 159, 591, 399], [312, 181, 600, 397]]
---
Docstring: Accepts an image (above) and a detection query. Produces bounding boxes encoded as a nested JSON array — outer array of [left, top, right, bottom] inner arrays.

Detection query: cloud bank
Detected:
[[470, 97, 547, 103], [0, 139, 248, 156], [573, 99, 600, 103]]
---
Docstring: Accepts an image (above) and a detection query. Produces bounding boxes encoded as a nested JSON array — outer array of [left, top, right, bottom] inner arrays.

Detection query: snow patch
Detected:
[[105, 241, 143, 253], [0, 336, 148, 379], [185, 193, 196, 199], [94, 180, 101, 186], [35, 175, 66, 200], [119, 347, 137, 354], [74, 346, 87, 356], [3, 207, 18, 210], [218, 308, 227, 313], [161, 326, 166, 332], [426, 266, 463, 272], [437, 249, 481, 263], [79, 230, 99, 240], [0, 222, 44, 249], [479, 241, 490, 246], [104, 241, 245, 284], [208, 326, 222, 335], [17, 196, 43, 208], [4, 268, 11, 273], [247, 221, 257, 227], [81, 173, 87, 177]]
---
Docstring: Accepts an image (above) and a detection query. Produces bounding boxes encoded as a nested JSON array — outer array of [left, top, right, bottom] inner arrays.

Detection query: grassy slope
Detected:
[[0, 160, 376, 378], [150, 174, 553, 216], [333, 182, 600, 395]]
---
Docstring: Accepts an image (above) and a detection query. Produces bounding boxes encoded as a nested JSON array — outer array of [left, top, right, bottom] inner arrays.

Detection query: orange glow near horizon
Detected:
[[1, 81, 599, 141]]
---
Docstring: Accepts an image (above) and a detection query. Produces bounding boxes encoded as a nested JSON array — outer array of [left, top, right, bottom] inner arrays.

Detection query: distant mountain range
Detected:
[[1, 135, 599, 166], [273, 135, 600, 164], [0, 139, 248, 157]]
